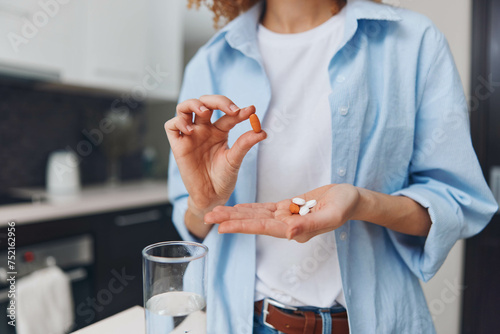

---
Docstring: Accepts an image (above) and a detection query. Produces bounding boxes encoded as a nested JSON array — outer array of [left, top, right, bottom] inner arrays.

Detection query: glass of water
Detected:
[[142, 241, 208, 334]]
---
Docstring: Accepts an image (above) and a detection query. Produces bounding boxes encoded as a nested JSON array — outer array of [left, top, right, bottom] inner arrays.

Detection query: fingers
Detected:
[[173, 96, 253, 133], [226, 129, 267, 168], [205, 203, 287, 238], [213, 105, 256, 132], [166, 99, 207, 140], [205, 205, 275, 224], [205, 209, 272, 224], [198, 95, 241, 116], [176, 94, 240, 128], [218, 219, 287, 238], [235, 202, 277, 210], [164, 117, 193, 140], [176, 99, 212, 125]]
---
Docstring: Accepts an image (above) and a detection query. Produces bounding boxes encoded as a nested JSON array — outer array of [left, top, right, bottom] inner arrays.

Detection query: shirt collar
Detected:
[[207, 0, 402, 61], [347, 0, 402, 22]]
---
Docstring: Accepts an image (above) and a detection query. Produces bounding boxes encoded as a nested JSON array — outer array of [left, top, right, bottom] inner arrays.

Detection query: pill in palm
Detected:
[[289, 203, 300, 214], [292, 198, 306, 205], [305, 200, 317, 209], [249, 113, 262, 133], [299, 206, 310, 216]]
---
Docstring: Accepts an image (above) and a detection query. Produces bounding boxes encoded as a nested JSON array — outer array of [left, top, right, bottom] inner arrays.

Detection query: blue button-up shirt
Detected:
[[168, 0, 498, 332]]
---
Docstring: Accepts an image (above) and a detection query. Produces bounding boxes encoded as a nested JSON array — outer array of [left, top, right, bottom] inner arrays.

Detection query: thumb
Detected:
[[226, 130, 267, 168]]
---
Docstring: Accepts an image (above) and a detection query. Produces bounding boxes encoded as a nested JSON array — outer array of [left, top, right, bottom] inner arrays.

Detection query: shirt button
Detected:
[[340, 232, 347, 241], [336, 75, 345, 83], [339, 106, 349, 116], [338, 167, 346, 177]]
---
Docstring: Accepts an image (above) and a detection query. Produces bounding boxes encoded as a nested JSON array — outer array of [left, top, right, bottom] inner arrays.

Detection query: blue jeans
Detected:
[[253, 300, 347, 334]]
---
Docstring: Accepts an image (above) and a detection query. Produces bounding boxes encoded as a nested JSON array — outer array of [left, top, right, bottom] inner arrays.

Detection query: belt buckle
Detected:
[[262, 298, 298, 329]]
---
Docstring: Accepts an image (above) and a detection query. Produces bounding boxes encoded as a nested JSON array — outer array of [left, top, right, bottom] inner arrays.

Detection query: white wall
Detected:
[[390, 1, 471, 333], [181, 2, 472, 333]]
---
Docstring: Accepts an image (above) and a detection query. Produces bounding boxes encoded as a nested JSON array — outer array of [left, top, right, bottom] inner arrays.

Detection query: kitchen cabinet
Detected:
[[85, 0, 148, 89], [143, 0, 184, 100], [0, 202, 180, 331], [80, 1, 148, 92], [77, 0, 183, 100], [0, 0, 82, 81], [0, 0, 183, 100], [92, 204, 179, 322]]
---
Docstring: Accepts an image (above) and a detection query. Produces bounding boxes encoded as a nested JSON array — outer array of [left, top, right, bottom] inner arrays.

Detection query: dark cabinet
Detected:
[[92, 204, 179, 322], [0, 202, 181, 330], [462, 215, 500, 334], [464, 0, 500, 332]]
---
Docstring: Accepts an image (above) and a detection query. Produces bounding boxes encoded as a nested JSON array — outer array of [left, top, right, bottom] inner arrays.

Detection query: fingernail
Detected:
[[229, 104, 240, 113], [200, 106, 209, 112], [186, 124, 193, 132]]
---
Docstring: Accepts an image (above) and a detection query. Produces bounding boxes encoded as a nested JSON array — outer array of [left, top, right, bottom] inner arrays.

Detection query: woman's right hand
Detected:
[[165, 95, 267, 233]]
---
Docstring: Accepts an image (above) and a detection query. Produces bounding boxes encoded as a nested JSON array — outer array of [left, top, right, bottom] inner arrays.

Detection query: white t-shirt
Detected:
[[255, 9, 346, 308]]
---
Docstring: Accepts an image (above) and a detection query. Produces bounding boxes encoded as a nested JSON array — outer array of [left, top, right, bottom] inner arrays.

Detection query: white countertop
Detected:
[[0, 180, 169, 227], [72, 306, 145, 334], [72, 305, 206, 334]]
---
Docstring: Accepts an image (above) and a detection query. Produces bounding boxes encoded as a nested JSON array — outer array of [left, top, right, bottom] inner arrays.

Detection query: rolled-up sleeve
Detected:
[[388, 30, 498, 282], [168, 49, 215, 242]]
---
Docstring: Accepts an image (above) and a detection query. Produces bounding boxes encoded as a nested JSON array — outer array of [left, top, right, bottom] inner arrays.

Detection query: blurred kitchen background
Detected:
[[0, 0, 498, 333]]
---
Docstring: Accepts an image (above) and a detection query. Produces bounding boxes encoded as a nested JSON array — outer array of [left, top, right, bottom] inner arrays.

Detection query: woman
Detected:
[[166, 0, 497, 333]]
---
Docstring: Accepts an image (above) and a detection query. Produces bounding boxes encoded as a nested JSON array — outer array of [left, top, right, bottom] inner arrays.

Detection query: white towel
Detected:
[[17, 266, 74, 334]]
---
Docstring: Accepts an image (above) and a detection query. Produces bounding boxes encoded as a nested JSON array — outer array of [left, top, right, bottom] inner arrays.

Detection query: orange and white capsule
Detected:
[[249, 113, 261, 133]]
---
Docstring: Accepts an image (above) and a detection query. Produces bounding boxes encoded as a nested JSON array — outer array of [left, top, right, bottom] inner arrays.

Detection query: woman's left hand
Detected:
[[204, 184, 360, 243]]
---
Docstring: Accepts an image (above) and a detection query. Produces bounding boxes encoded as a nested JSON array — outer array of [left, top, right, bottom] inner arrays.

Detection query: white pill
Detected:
[[299, 206, 310, 216], [305, 200, 317, 209], [292, 198, 306, 206]]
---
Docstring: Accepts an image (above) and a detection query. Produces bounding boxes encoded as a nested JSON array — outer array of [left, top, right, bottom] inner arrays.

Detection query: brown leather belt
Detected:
[[255, 299, 349, 334]]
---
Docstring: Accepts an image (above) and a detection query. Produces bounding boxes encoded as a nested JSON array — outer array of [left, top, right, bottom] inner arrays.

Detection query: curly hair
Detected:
[[187, 0, 380, 28], [187, 0, 258, 28]]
